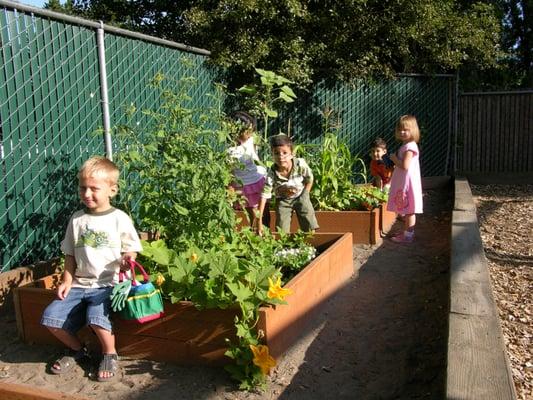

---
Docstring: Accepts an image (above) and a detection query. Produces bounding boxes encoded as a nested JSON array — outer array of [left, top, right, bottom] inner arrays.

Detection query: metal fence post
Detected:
[[97, 21, 112, 160]]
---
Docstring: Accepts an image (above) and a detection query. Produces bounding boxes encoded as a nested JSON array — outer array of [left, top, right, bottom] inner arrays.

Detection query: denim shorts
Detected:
[[41, 286, 114, 334]]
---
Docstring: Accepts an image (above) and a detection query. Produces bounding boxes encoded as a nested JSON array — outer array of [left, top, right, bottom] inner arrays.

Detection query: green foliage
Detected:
[[57, 1, 502, 88], [348, 185, 389, 211], [304, 134, 357, 211], [238, 68, 297, 147], [114, 75, 236, 252], [140, 228, 315, 388], [113, 75, 315, 389], [459, 0, 533, 90], [299, 108, 368, 211], [300, 108, 388, 211]]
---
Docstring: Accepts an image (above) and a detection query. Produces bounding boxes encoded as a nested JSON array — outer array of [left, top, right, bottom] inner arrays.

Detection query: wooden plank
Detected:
[[12, 283, 25, 341], [480, 96, 488, 172], [525, 94, 533, 171], [450, 210, 495, 316], [515, 94, 523, 171], [471, 96, 478, 172], [456, 97, 463, 171], [448, 177, 517, 400], [477, 96, 485, 172], [503, 94, 512, 172], [447, 313, 516, 400], [518, 93, 531, 171], [495, 94, 504, 172], [509, 94, 518, 171], [467, 95, 474, 172], [488, 94, 495, 172], [480, 95, 489, 172], [0, 382, 89, 400], [488, 95, 497, 172], [470, 95, 478, 172], [497, 94, 506, 172]]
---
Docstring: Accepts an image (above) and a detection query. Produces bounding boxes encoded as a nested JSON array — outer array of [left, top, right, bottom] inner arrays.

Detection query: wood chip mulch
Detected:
[[471, 184, 533, 400]]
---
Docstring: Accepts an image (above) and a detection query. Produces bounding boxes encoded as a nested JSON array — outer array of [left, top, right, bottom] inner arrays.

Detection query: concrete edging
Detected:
[[447, 176, 517, 399]]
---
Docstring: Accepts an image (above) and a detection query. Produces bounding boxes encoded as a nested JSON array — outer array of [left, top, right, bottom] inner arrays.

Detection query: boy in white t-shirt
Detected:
[[41, 156, 142, 382]]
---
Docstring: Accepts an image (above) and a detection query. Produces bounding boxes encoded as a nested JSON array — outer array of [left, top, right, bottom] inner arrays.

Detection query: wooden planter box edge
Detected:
[[14, 233, 354, 365]]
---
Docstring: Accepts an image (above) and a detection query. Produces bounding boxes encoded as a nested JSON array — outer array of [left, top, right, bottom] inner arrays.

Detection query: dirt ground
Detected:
[[0, 186, 452, 400], [471, 184, 533, 400]]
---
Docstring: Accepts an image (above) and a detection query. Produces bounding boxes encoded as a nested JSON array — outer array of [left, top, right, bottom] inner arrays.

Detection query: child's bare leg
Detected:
[[47, 327, 83, 351], [245, 207, 256, 225], [90, 325, 117, 380], [47, 327, 88, 373], [404, 213, 416, 231]]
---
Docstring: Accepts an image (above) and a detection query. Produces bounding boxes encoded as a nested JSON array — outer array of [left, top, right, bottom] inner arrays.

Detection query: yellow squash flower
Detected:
[[250, 344, 276, 375], [154, 273, 165, 287], [189, 253, 199, 263], [267, 276, 292, 301]]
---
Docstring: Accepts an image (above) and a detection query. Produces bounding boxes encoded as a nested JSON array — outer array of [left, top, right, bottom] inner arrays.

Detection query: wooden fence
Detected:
[[456, 90, 533, 173]]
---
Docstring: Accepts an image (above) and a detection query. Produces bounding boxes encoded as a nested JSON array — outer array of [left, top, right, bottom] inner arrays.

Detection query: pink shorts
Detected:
[[232, 177, 265, 209]]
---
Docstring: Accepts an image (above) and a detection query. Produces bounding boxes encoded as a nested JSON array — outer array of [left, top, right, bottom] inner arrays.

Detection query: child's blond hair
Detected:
[[395, 115, 420, 143], [79, 156, 119, 186]]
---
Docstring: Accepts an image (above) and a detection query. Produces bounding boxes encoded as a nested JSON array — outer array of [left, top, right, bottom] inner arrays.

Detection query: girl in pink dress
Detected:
[[386, 115, 423, 243]]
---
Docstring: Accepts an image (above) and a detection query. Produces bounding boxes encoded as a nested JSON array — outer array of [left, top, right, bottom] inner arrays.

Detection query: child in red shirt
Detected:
[[369, 138, 394, 190]]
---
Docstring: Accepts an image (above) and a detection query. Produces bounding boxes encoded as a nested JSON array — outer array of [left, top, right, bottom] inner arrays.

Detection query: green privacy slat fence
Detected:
[[0, 2, 454, 272], [272, 76, 454, 178], [104, 34, 220, 144], [0, 7, 103, 272], [0, 3, 218, 272]]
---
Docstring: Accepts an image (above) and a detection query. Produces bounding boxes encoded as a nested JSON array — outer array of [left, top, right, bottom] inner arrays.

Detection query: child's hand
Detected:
[[276, 185, 298, 198], [56, 282, 72, 300], [382, 153, 394, 169], [120, 253, 136, 271], [390, 153, 399, 166], [256, 220, 264, 236]]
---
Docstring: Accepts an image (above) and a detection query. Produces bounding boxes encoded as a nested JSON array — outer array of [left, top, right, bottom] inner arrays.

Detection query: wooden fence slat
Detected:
[[458, 92, 533, 174], [528, 94, 533, 170]]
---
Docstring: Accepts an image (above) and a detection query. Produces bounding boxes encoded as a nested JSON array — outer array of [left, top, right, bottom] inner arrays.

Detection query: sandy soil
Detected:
[[0, 186, 452, 400], [471, 184, 533, 400]]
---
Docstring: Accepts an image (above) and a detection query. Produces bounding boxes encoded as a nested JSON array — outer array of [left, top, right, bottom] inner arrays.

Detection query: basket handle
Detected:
[[118, 259, 149, 286]]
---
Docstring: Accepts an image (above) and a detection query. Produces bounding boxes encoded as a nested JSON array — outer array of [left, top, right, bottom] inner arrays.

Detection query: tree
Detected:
[[457, 0, 532, 90], [47, 1, 502, 88], [501, 0, 532, 87]]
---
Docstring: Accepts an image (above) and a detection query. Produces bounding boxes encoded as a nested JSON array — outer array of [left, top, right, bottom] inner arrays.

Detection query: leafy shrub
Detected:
[[114, 74, 315, 389]]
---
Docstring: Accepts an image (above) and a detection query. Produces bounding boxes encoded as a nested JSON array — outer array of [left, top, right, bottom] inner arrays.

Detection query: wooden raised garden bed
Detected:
[[13, 232, 353, 365], [238, 204, 397, 244]]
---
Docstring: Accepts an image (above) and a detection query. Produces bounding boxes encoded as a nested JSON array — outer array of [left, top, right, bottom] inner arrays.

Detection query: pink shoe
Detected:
[[390, 232, 414, 243]]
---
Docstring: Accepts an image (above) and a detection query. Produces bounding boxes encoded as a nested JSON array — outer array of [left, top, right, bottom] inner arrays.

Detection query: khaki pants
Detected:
[[275, 190, 319, 232]]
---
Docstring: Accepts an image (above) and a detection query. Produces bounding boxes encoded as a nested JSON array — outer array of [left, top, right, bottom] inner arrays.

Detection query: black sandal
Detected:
[[97, 353, 119, 382], [51, 347, 90, 375]]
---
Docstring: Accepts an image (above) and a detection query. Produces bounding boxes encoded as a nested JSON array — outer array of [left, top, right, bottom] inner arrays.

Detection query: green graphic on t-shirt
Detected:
[[78, 226, 109, 248]]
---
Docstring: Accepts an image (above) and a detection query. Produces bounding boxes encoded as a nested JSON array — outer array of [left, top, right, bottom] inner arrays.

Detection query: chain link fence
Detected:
[[0, 1, 454, 271], [0, 2, 217, 271], [273, 76, 455, 179]]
